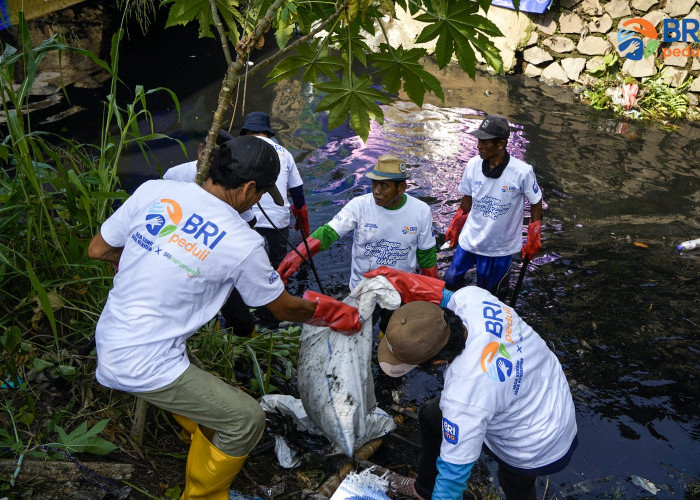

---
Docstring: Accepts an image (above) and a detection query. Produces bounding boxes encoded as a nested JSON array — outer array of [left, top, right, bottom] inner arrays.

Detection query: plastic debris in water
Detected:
[[630, 475, 658, 495], [330, 468, 390, 500], [678, 238, 700, 252], [634, 242, 649, 248], [228, 490, 262, 500]]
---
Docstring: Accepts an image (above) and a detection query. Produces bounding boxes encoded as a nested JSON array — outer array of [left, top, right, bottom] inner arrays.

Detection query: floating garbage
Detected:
[[229, 490, 262, 500], [631, 475, 659, 495], [677, 238, 700, 252]]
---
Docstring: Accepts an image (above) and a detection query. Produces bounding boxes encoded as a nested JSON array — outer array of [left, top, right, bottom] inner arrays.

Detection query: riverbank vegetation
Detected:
[[581, 53, 699, 126], [1, 1, 507, 497], [3, 0, 698, 497]]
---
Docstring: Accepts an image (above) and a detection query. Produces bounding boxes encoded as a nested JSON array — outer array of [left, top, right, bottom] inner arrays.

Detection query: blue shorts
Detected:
[[444, 245, 512, 295]]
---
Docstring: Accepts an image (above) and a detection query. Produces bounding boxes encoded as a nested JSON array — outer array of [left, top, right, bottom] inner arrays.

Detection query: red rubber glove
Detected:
[[522, 220, 542, 259], [303, 290, 361, 335], [277, 237, 321, 283], [292, 205, 310, 236], [420, 266, 439, 279], [363, 266, 445, 304], [445, 208, 468, 248]]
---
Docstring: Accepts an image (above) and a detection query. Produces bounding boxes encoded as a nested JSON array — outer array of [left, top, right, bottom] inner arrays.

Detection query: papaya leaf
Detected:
[[266, 42, 344, 86], [378, 0, 396, 18], [414, 2, 503, 75], [370, 45, 444, 107], [316, 73, 391, 141], [332, 29, 372, 67], [275, 23, 295, 49], [163, 0, 242, 44]]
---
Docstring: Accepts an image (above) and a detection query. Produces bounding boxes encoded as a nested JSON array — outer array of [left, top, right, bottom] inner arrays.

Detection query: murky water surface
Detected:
[[108, 26, 700, 499]]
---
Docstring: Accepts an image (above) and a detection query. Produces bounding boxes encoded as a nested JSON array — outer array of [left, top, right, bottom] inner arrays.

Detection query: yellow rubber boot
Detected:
[[181, 426, 247, 500], [173, 413, 197, 445]]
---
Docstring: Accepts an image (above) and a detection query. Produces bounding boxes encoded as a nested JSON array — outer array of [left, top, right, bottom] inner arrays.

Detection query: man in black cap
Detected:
[[443, 114, 543, 296], [240, 111, 309, 268], [163, 128, 258, 337], [88, 136, 361, 499]]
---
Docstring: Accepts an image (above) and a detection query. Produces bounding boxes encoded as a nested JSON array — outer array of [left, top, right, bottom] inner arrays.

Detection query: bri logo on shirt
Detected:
[[501, 185, 519, 193], [401, 226, 417, 234], [481, 342, 513, 382], [442, 418, 459, 445], [144, 199, 228, 261]]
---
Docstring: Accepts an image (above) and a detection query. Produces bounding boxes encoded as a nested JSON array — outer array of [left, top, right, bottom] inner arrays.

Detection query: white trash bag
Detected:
[[298, 276, 400, 456]]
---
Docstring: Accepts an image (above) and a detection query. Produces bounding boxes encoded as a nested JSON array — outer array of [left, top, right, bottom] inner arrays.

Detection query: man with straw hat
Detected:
[[277, 155, 438, 290], [363, 266, 578, 500]]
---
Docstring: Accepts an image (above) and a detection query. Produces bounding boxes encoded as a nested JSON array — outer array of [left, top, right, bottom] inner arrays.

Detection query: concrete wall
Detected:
[[367, 0, 700, 108]]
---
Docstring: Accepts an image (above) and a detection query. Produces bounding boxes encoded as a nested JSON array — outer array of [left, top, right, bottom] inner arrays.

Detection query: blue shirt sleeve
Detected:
[[432, 457, 474, 500], [440, 288, 454, 308], [289, 185, 305, 209]]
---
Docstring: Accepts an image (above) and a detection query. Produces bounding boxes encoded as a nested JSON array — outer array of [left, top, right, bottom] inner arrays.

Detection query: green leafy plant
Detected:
[[637, 69, 693, 120], [0, 11, 183, 483], [47, 419, 118, 455], [589, 53, 619, 79], [160, 0, 509, 172], [188, 321, 302, 397]]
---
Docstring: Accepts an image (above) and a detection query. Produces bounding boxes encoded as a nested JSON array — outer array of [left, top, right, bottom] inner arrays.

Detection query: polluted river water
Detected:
[[107, 25, 700, 500]]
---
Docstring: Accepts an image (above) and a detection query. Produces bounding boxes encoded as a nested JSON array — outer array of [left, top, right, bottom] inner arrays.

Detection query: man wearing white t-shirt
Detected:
[[163, 129, 257, 336], [444, 115, 543, 296], [239, 111, 309, 268], [277, 155, 437, 290], [364, 266, 577, 500], [88, 136, 361, 499]]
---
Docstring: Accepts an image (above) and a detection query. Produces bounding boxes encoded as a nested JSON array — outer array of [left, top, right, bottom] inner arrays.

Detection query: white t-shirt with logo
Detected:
[[250, 136, 303, 229], [457, 155, 542, 257], [438, 286, 577, 468], [327, 193, 436, 290], [163, 161, 255, 223], [95, 180, 284, 392]]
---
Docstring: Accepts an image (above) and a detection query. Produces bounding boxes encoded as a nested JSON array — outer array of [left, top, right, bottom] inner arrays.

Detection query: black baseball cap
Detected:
[[470, 114, 510, 141], [221, 136, 283, 205]]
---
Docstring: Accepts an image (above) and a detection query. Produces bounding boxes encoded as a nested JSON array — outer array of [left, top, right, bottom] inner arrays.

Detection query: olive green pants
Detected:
[[128, 363, 265, 456]]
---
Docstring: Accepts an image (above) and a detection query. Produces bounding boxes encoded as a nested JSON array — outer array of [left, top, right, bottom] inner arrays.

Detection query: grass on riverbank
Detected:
[[580, 54, 699, 127]]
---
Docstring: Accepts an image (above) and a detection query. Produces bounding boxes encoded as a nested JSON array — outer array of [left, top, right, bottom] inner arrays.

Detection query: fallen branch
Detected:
[[130, 397, 148, 446], [315, 438, 383, 498], [0, 459, 133, 482]]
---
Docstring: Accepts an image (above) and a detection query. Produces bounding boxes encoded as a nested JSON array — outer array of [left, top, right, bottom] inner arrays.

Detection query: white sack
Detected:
[[298, 276, 400, 456]]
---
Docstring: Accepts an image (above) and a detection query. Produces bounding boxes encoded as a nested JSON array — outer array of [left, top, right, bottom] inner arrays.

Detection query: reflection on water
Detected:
[[283, 69, 700, 499], [114, 38, 700, 498]]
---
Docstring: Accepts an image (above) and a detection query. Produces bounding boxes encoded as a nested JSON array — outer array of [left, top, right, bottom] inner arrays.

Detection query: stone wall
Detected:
[[367, 0, 700, 107]]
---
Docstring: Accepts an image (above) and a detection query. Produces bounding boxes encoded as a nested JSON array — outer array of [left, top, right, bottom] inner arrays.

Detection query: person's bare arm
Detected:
[[530, 200, 543, 223], [460, 195, 472, 213], [88, 232, 124, 266], [265, 290, 316, 322]]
